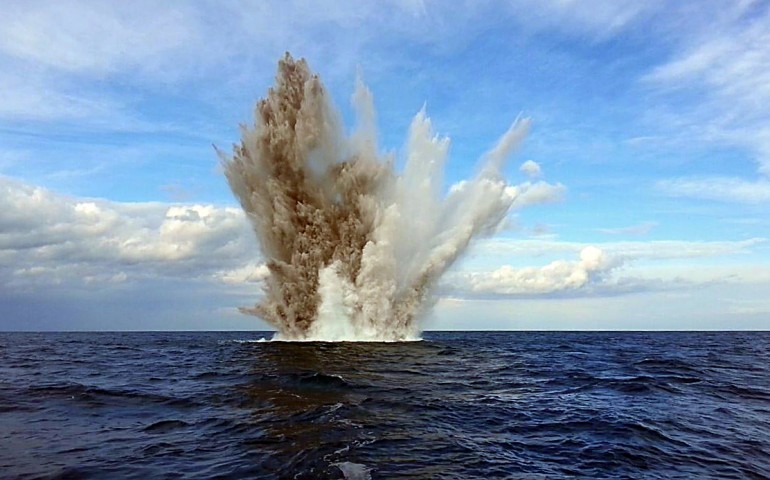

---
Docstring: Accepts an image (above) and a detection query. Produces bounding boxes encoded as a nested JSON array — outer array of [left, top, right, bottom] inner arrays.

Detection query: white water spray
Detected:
[[220, 54, 529, 341]]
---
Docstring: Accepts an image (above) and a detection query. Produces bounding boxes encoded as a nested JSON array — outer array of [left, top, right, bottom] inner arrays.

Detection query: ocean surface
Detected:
[[1, 331, 769, 479]]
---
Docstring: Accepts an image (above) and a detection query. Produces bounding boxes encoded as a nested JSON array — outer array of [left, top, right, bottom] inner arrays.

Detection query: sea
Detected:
[[1, 331, 768, 479]]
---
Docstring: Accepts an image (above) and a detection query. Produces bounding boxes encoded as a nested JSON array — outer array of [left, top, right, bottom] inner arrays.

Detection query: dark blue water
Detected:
[[1, 332, 769, 479]]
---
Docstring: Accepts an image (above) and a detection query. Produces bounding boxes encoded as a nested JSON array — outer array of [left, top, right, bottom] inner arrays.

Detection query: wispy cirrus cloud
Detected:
[[597, 221, 657, 236], [475, 237, 765, 260], [0, 73, 123, 122], [502, 0, 657, 38], [643, 2, 770, 202], [0, 2, 203, 78], [657, 176, 770, 203]]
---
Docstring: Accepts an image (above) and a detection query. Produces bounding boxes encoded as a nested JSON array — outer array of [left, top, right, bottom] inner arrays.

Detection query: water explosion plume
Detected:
[[220, 53, 529, 341]]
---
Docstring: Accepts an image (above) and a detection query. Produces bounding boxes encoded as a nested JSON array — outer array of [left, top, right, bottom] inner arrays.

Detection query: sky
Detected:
[[1, 0, 769, 331]]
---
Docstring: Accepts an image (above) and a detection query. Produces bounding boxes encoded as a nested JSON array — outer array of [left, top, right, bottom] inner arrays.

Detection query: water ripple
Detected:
[[0, 331, 768, 479]]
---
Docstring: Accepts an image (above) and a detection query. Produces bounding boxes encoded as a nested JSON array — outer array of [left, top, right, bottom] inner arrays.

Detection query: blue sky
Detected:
[[1, 0, 769, 331]]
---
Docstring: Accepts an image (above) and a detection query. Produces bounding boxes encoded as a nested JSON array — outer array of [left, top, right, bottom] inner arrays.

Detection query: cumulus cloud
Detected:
[[214, 263, 270, 285], [0, 176, 258, 291], [519, 160, 542, 178], [444, 234, 768, 299], [0, 173, 569, 305], [2, 175, 767, 330], [452, 246, 619, 296], [0, 174, 567, 297]]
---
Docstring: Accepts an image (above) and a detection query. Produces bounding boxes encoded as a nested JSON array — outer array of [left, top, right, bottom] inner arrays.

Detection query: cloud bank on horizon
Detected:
[[1, 0, 768, 330]]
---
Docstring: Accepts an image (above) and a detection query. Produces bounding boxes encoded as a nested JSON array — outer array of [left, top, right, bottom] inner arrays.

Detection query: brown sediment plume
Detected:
[[220, 53, 529, 341]]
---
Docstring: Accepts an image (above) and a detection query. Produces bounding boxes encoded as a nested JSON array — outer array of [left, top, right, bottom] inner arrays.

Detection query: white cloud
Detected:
[[0, 176, 259, 290], [434, 279, 770, 331], [0, 2, 214, 126], [519, 160, 542, 178], [0, 1, 455, 88], [508, 181, 566, 208], [503, 0, 655, 38], [454, 246, 618, 295], [0, 73, 126, 121], [0, 1, 663, 128], [597, 221, 657, 236], [215, 263, 270, 285], [657, 176, 770, 203], [645, 10, 770, 110], [0, 2, 200, 77], [0, 1, 478, 130], [444, 235, 768, 299], [476, 237, 765, 261], [449, 179, 565, 209], [1, 175, 768, 330], [607, 238, 765, 261], [644, 7, 770, 175]]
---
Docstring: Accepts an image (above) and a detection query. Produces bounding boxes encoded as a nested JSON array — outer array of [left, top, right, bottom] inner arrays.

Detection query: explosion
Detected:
[[220, 54, 529, 340]]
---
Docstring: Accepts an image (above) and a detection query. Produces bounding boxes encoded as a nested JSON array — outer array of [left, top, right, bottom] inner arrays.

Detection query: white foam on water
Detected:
[[333, 462, 372, 480]]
